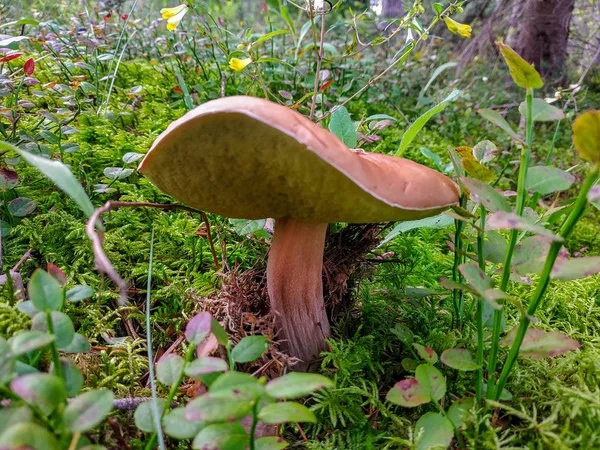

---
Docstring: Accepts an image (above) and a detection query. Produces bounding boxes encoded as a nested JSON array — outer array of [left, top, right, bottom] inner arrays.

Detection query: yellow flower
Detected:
[[160, 4, 189, 31], [443, 17, 472, 38], [229, 57, 252, 72]]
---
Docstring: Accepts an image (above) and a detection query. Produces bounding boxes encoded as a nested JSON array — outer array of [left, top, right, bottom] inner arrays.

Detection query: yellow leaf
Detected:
[[443, 17, 472, 38], [496, 41, 543, 89], [228, 57, 253, 72], [455, 146, 495, 183], [572, 110, 600, 163]]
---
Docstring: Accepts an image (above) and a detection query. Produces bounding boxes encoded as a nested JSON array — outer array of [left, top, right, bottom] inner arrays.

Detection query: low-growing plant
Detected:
[[0, 268, 113, 449]]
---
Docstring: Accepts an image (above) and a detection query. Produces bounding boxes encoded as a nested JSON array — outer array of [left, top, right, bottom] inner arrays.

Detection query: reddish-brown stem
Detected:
[[267, 217, 330, 370], [86, 201, 220, 305]]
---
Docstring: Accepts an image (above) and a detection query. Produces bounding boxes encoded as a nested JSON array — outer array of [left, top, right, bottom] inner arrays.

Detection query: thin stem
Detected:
[[486, 88, 534, 399], [68, 432, 81, 450], [249, 401, 259, 449], [46, 311, 62, 379], [494, 166, 599, 399], [309, 9, 327, 120], [145, 342, 197, 450], [452, 194, 467, 327], [475, 206, 486, 404]]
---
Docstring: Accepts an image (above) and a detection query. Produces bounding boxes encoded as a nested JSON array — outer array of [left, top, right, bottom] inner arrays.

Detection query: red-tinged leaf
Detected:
[[103, 11, 112, 21], [320, 80, 333, 91], [413, 343, 438, 364], [173, 87, 183, 94], [0, 53, 23, 63], [552, 256, 600, 281], [500, 327, 580, 359], [23, 58, 35, 76], [386, 378, 431, 407], [487, 211, 562, 241], [43, 81, 56, 89], [121, 14, 129, 20], [47, 263, 67, 286], [0, 168, 19, 191]]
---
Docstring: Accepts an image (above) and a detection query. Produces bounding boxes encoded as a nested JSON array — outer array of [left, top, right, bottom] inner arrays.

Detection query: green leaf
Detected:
[[386, 378, 430, 407], [9, 331, 55, 356], [447, 397, 475, 430], [459, 263, 493, 295], [156, 354, 184, 386], [210, 371, 265, 399], [391, 323, 414, 345], [419, 62, 458, 99], [32, 311, 74, 348], [103, 167, 133, 180], [0, 406, 32, 437], [483, 231, 508, 263], [473, 140, 497, 163], [134, 399, 167, 433], [254, 436, 289, 450], [59, 333, 90, 353], [500, 327, 580, 359], [185, 393, 253, 422], [1, 219, 10, 237], [397, 90, 461, 156], [192, 423, 248, 450], [380, 214, 453, 246], [415, 412, 454, 450], [10, 373, 67, 415], [229, 218, 267, 236], [552, 256, 600, 281], [8, 197, 36, 217], [63, 389, 114, 432], [5, 144, 97, 220], [420, 147, 444, 171], [512, 236, 551, 275], [477, 108, 524, 143], [415, 364, 446, 401], [28, 269, 63, 311], [185, 356, 228, 378], [259, 402, 316, 424], [57, 358, 83, 397], [211, 318, 229, 346], [231, 335, 268, 363], [0, 336, 15, 383], [252, 29, 290, 47], [461, 177, 511, 213], [163, 407, 204, 439], [519, 98, 565, 121], [265, 373, 333, 399], [525, 166, 575, 195], [66, 285, 94, 302], [123, 152, 144, 163], [329, 106, 357, 148], [440, 348, 480, 371], [496, 40, 543, 89], [487, 211, 563, 241], [0, 422, 60, 450], [413, 343, 438, 365]]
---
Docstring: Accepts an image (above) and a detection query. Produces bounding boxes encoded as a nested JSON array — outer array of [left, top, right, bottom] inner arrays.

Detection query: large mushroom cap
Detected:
[[139, 96, 460, 223]]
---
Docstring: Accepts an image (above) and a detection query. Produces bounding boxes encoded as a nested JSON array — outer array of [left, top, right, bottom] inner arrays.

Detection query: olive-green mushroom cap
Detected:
[[139, 96, 460, 223]]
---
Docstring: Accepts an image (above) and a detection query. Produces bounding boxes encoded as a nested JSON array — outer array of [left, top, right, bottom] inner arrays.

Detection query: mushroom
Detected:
[[139, 96, 460, 369]]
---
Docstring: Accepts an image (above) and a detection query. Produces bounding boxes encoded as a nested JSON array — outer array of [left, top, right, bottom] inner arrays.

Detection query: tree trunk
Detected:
[[382, 0, 404, 18], [510, 0, 576, 81]]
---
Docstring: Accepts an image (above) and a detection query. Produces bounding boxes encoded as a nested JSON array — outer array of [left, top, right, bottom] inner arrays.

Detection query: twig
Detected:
[[86, 201, 220, 306], [12, 248, 33, 272], [221, 71, 226, 98]]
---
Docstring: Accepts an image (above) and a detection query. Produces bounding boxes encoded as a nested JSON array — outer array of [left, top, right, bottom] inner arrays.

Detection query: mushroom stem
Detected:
[[267, 217, 330, 370]]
